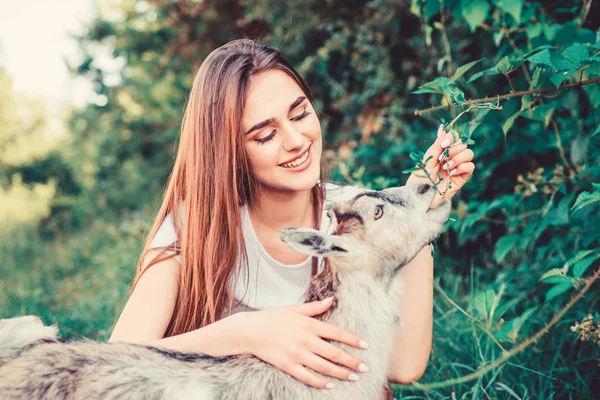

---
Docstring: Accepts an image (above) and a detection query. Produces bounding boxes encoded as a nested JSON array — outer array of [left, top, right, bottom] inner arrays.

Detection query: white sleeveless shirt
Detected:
[[148, 183, 365, 315]]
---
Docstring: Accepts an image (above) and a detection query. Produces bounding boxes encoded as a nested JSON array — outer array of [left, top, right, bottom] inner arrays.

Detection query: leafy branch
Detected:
[[393, 266, 600, 391], [414, 77, 600, 116], [404, 102, 501, 196]]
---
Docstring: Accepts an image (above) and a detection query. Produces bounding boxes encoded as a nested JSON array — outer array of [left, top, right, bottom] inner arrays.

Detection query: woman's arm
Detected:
[[387, 244, 434, 384], [109, 250, 246, 356], [109, 250, 367, 389], [110, 250, 180, 344]]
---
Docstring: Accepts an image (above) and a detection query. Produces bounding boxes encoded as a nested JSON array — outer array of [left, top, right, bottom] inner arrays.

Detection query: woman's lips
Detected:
[[280, 145, 312, 172]]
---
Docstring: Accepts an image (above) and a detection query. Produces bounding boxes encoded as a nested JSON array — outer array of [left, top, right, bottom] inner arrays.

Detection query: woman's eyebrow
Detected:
[[244, 96, 307, 135]]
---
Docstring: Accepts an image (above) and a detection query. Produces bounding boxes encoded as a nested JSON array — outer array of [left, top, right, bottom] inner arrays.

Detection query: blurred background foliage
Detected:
[[1, 0, 599, 398]]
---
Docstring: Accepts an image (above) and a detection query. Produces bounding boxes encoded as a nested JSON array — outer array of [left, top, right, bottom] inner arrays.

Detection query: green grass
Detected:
[[1, 218, 597, 399]]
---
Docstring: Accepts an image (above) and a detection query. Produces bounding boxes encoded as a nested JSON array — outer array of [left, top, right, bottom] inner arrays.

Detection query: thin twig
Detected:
[[549, 118, 573, 173], [414, 77, 600, 115], [439, 0, 453, 78], [579, 0, 592, 25], [393, 267, 600, 391]]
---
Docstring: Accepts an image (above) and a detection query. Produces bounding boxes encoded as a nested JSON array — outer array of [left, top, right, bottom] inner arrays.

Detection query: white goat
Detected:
[[0, 183, 450, 400]]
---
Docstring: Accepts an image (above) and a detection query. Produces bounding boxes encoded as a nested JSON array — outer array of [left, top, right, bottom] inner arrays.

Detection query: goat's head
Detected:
[[279, 183, 451, 280]]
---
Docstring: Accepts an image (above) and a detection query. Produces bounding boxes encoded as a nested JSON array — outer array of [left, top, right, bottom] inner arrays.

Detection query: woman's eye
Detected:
[[290, 110, 311, 121], [256, 130, 276, 144]]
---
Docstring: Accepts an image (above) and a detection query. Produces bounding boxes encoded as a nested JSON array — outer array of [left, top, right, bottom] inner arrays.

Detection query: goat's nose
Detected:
[[417, 183, 432, 195]]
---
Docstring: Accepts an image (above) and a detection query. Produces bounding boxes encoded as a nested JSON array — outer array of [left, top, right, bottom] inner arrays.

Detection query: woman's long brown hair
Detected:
[[131, 39, 329, 337]]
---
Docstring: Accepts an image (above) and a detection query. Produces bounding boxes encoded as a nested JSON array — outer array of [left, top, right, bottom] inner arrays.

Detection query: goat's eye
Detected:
[[374, 205, 384, 220]]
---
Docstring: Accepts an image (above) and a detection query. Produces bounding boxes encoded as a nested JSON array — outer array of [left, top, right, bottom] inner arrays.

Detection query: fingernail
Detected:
[[348, 373, 360, 381], [450, 169, 457, 176], [441, 139, 450, 148], [322, 297, 333, 305], [359, 340, 369, 349], [438, 153, 444, 162], [443, 160, 453, 170], [358, 363, 370, 373], [437, 124, 444, 137], [326, 382, 336, 389]]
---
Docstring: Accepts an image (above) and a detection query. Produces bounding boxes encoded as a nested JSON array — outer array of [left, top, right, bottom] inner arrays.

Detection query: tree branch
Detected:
[[393, 266, 600, 391], [414, 77, 600, 116]]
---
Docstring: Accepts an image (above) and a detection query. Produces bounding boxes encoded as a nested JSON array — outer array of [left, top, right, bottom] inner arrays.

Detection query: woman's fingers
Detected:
[[423, 125, 460, 170], [443, 149, 474, 172], [438, 143, 468, 163], [309, 336, 368, 374], [299, 350, 359, 382], [285, 297, 334, 316], [285, 362, 335, 389], [311, 319, 367, 351], [449, 161, 475, 178]]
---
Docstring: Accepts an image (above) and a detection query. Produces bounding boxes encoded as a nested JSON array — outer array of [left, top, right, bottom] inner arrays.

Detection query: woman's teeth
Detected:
[[281, 148, 309, 168]]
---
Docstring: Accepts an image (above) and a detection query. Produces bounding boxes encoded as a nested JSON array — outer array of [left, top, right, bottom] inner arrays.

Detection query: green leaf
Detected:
[[493, 234, 520, 264], [451, 58, 485, 82], [550, 51, 578, 70], [572, 254, 599, 278], [592, 124, 600, 137], [571, 190, 600, 213], [526, 24, 542, 39], [444, 85, 466, 104], [525, 103, 555, 127], [496, 56, 513, 73], [526, 49, 554, 69], [461, 0, 491, 32], [519, 45, 555, 61], [468, 66, 500, 83], [473, 288, 496, 320], [545, 282, 572, 302], [492, 0, 523, 24], [539, 268, 567, 282], [412, 77, 451, 95], [542, 23, 561, 41], [502, 111, 521, 137], [423, 0, 441, 20], [560, 249, 600, 279], [409, 0, 421, 16], [549, 69, 577, 87], [542, 276, 574, 285], [467, 56, 514, 83], [494, 307, 536, 342], [413, 77, 466, 105], [563, 43, 590, 68]]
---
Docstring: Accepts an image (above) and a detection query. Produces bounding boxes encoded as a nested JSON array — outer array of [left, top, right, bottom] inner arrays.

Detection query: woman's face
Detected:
[[242, 69, 322, 193]]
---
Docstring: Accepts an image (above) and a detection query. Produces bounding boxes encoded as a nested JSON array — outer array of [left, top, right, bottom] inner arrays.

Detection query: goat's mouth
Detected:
[[426, 199, 449, 213]]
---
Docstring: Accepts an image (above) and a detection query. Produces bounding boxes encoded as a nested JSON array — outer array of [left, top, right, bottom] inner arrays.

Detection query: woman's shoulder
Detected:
[[148, 200, 186, 262]]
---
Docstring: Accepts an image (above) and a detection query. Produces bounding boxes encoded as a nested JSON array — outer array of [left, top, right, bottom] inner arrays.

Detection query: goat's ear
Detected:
[[279, 228, 351, 257]]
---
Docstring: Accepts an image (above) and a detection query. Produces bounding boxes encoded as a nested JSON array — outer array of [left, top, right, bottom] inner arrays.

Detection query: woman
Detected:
[[109, 39, 475, 395]]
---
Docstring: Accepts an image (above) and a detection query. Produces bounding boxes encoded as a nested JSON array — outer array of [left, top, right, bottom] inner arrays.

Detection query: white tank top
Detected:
[[148, 183, 365, 315]]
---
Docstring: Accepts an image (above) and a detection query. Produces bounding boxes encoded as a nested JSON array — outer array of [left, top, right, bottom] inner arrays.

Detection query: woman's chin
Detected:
[[262, 172, 321, 192]]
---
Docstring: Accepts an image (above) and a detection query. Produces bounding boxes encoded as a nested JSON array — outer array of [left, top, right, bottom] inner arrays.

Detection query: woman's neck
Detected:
[[248, 187, 314, 232]]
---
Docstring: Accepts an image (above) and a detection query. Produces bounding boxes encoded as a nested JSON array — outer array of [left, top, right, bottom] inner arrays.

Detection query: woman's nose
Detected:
[[281, 121, 306, 151]]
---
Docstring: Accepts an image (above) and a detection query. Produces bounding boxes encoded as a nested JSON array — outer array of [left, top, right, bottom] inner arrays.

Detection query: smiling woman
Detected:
[[243, 70, 322, 190], [108, 38, 474, 398]]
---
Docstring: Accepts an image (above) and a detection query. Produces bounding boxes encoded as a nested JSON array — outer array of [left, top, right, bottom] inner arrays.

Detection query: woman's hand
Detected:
[[234, 297, 368, 389], [406, 124, 475, 208]]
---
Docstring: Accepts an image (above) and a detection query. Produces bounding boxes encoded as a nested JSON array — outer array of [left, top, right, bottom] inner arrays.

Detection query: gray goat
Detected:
[[0, 183, 450, 400]]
